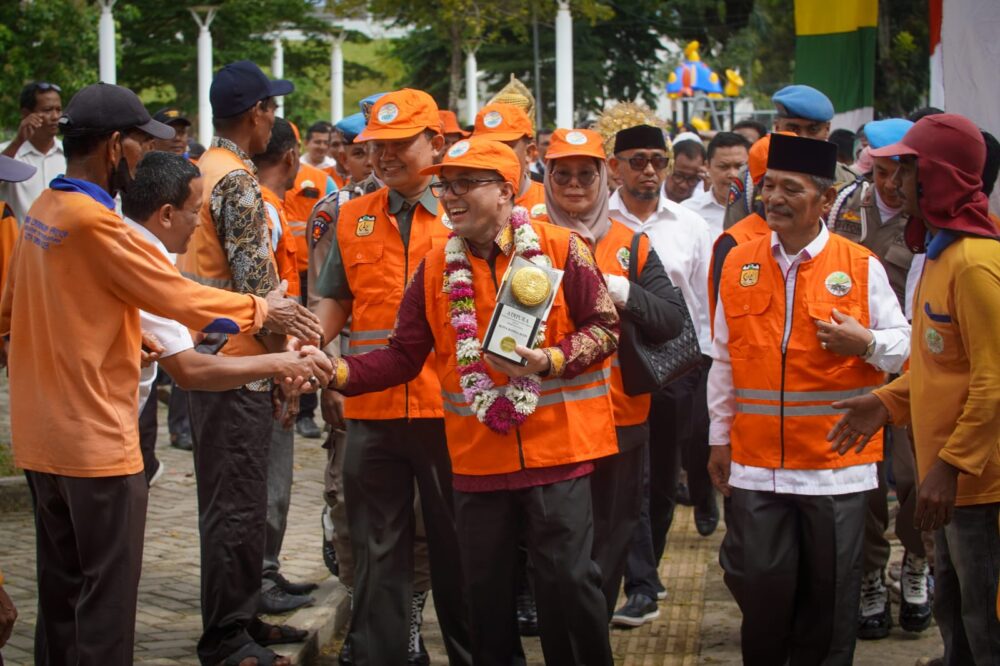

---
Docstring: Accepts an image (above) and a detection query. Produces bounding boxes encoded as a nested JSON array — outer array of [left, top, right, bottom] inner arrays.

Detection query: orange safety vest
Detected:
[[710, 212, 771, 325], [338, 187, 450, 420], [516, 180, 547, 219], [593, 219, 651, 427], [0, 201, 18, 296], [718, 232, 886, 470], [324, 166, 348, 191], [424, 221, 617, 475], [285, 163, 333, 273], [260, 185, 301, 297], [176, 145, 277, 357]]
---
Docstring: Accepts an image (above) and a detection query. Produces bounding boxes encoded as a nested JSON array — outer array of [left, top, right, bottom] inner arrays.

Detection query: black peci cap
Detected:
[[59, 83, 174, 139], [613, 124, 667, 154], [210, 60, 294, 119], [153, 107, 192, 127], [766, 132, 837, 180]]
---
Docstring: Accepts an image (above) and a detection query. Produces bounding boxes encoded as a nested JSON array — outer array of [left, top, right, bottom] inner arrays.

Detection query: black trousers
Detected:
[[721, 487, 866, 666], [590, 423, 648, 617], [138, 390, 159, 486], [343, 418, 471, 666], [188, 388, 275, 665], [26, 470, 148, 666], [456, 476, 613, 666], [298, 269, 317, 419]]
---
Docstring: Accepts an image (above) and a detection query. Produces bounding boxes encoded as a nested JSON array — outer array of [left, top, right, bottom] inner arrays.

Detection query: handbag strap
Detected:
[[629, 232, 642, 283]]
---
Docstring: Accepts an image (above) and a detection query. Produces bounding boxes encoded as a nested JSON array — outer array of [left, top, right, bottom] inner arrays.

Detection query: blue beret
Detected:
[[359, 92, 387, 121], [336, 112, 366, 143], [772, 85, 835, 122], [863, 118, 914, 150]]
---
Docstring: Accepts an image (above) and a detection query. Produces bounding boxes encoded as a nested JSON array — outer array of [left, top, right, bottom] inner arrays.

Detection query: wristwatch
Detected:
[[861, 333, 876, 359]]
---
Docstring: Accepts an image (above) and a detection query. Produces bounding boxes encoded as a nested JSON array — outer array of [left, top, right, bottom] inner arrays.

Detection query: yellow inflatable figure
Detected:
[[667, 40, 723, 99], [724, 69, 745, 98]]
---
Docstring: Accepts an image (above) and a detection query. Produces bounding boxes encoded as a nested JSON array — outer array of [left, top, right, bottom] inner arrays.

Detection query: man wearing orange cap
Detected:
[[328, 136, 620, 665], [439, 109, 470, 150], [472, 102, 547, 218], [312, 89, 471, 666]]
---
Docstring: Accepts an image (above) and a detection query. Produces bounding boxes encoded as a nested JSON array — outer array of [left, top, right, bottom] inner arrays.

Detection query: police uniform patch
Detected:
[[739, 263, 760, 287], [441, 214, 453, 230], [925, 328, 944, 354], [377, 103, 399, 123], [448, 140, 470, 158], [356, 214, 376, 237], [565, 131, 588, 145], [530, 203, 547, 217], [483, 111, 503, 129], [312, 211, 332, 246], [825, 271, 852, 296], [616, 247, 631, 272]]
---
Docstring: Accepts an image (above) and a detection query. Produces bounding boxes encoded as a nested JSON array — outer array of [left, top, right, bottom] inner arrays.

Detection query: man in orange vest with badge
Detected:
[[471, 102, 547, 217], [707, 133, 910, 664], [0, 156, 35, 305], [328, 137, 620, 665], [311, 88, 472, 666]]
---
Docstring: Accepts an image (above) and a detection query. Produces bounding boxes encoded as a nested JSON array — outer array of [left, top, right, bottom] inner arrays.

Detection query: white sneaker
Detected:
[[149, 460, 166, 487]]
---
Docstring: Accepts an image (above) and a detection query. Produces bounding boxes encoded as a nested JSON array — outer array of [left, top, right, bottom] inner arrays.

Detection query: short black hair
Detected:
[[828, 129, 856, 163], [122, 151, 200, 222], [252, 117, 297, 168], [981, 130, 1000, 197], [19, 82, 60, 111], [188, 139, 206, 159], [732, 119, 768, 141], [62, 132, 113, 161], [673, 139, 706, 162], [306, 121, 334, 141], [707, 132, 751, 162], [907, 107, 944, 123], [536, 127, 554, 136]]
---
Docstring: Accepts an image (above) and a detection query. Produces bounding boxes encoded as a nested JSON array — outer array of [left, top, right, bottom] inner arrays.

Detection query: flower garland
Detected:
[[444, 206, 549, 435]]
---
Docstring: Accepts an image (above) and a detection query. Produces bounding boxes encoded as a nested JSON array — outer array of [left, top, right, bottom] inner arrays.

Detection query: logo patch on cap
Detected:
[[565, 131, 588, 145], [483, 111, 503, 129], [825, 271, 852, 296], [377, 103, 399, 124], [448, 140, 470, 158], [739, 263, 760, 287]]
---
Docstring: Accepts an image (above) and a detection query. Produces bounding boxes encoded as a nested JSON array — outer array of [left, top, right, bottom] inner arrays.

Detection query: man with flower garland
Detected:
[[329, 137, 620, 665]]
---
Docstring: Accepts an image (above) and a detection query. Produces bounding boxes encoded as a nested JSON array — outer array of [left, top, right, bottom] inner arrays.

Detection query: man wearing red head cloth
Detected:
[[832, 113, 1000, 664]]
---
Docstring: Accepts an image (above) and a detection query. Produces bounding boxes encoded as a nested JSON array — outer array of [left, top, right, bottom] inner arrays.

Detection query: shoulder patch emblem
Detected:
[[356, 214, 376, 237], [312, 210, 332, 246], [739, 263, 760, 287], [825, 271, 852, 296]]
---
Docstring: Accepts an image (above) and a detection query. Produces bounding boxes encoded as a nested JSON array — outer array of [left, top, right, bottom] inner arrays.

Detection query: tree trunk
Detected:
[[448, 22, 463, 111]]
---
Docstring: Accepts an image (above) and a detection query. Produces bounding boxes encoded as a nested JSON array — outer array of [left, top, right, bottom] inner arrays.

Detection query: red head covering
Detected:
[[870, 113, 998, 248]]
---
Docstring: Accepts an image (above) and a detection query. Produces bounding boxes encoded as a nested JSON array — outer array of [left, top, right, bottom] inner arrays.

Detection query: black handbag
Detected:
[[617, 232, 703, 396]]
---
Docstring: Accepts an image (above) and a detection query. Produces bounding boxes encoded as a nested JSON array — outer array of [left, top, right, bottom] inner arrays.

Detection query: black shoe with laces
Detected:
[[266, 570, 318, 596], [259, 584, 314, 615], [899, 552, 932, 633], [611, 593, 660, 627], [857, 570, 891, 639], [694, 491, 720, 536]]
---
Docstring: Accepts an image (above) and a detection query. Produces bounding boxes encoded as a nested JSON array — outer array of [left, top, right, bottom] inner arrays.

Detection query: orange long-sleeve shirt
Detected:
[[0, 178, 268, 477]]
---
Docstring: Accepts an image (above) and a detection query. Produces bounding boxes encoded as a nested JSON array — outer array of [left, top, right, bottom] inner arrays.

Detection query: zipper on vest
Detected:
[[403, 244, 410, 419], [488, 253, 527, 470], [778, 266, 801, 469]]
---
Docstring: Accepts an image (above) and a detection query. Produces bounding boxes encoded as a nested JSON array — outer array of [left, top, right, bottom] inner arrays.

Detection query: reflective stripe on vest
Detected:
[[441, 367, 611, 416]]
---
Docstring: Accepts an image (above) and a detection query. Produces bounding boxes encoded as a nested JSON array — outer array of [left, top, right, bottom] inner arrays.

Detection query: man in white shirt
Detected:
[[707, 133, 910, 664], [683, 132, 750, 240], [301, 121, 337, 171], [607, 124, 717, 623], [663, 139, 706, 204], [0, 82, 66, 223]]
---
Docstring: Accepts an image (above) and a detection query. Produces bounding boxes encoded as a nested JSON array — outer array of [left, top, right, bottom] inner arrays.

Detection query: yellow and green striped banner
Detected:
[[794, 0, 877, 115]]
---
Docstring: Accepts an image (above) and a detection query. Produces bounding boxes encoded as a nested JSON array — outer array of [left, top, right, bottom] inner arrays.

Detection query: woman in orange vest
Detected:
[[330, 138, 621, 665], [541, 128, 686, 622]]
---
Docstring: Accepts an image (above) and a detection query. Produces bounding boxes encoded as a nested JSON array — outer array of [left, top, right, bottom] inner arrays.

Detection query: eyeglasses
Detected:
[[550, 169, 599, 187], [618, 154, 670, 172], [430, 178, 503, 197], [670, 170, 703, 186]]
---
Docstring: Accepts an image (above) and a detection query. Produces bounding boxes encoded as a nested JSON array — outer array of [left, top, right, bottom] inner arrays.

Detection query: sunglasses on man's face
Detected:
[[618, 154, 670, 172]]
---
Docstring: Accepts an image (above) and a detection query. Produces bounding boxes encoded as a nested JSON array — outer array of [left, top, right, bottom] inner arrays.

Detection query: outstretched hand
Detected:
[[827, 393, 889, 455], [264, 280, 323, 346]]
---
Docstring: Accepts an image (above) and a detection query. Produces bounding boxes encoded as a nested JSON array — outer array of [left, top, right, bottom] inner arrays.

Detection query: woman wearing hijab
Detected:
[[541, 128, 686, 622]]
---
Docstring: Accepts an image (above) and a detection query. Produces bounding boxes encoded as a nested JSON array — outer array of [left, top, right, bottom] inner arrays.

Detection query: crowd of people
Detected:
[[0, 57, 997, 666]]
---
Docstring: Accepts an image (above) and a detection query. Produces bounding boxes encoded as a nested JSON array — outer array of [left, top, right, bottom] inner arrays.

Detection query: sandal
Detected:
[[251, 621, 308, 646], [220, 641, 290, 666]]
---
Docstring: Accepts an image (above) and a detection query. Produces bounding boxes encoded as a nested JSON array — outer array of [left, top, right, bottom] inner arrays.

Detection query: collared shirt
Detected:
[[124, 217, 194, 410], [682, 186, 728, 241], [708, 224, 911, 495], [0, 139, 65, 224], [609, 189, 713, 353], [301, 154, 337, 171]]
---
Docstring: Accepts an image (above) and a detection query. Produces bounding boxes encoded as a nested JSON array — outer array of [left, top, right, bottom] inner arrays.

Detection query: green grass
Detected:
[[0, 373, 14, 477], [0, 440, 14, 477]]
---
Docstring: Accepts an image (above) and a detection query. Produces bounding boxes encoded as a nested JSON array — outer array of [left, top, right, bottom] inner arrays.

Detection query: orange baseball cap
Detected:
[[356, 88, 441, 142], [439, 110, 470, 137], [544, 128, 606, 161], [420, 138, 521, 191], [748, 131, 794, 182], [473, 103, 533, 142]]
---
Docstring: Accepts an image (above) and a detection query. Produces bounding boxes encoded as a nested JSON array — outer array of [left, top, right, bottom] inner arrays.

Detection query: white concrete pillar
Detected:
[[98, 0, 117, 84], [465, 49, 479, 126], [331, 35, 345, 123], [555, 1, 574, 128], [190, 7, 217, 147], [272, 36, 285, 117]]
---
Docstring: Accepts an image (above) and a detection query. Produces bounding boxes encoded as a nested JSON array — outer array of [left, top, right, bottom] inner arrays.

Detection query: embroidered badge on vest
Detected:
[[825, 271, 853, 296], [739, 263, 760, 287], [312, 210, 332, 246], [356, 215, 375, 237], [530, 203, 547, 217], [616, 247, 630, 271], [925, 328, 944, 354]]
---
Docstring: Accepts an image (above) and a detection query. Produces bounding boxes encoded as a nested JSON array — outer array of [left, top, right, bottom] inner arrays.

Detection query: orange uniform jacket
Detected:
[[516, 179, 547, 219], [337, 187, 450, 420], [0, 183, 267, 477], [710, 212, 770, 325], [0, 202, 17, 295], [718, 233, 886, 470], [260, 185, 301, 297], [424, 222, 617, 475], [286, 163, 334, 273]]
